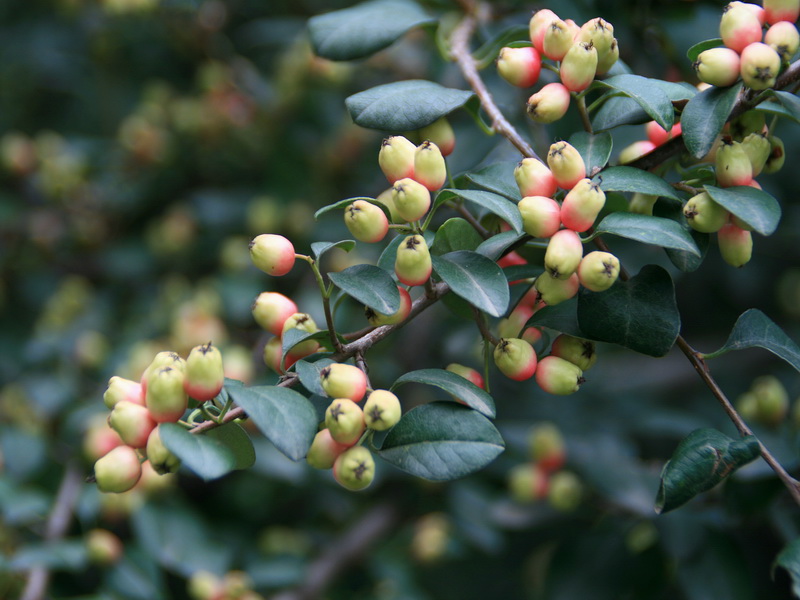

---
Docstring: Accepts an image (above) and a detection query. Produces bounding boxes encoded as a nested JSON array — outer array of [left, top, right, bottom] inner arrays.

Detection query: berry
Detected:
[[718, 222, 753, 267], [740, 132, 771, 176], [763, 136, 785, 173], [508, 463, 549, 503], [596, 37, 620, 75], [141, 351, 185, 395], [363, 389, 402, 431], [379, 136, 416, 184], [145, 365, 189, 423], [683, 192, 729, 233], [493, 337, 538, 381], [344, 200, 389, 243], [392, 177, 431, 222], [365, 286, 412, 326], [497, 305, 534, 339], [526, 82, 571, 124], [528, 422, 566, 472], [184, 342, 224, 401], [445, 363, 485, 389], [145, 426, 181, 474], [547, 141, 586, 190], [518, 195, 561, 238], [765, 21, 800, 61], [577, 251, 620, 292], [325, 398, 366, 445], [544, 229, 583, 280], [262, 336, 284, 373], [94, 445, 142, 493], [86, 529, 123, 565], [514, 158, 558, 197], [559, 41, 598, 93], [543, 19, 574, 61], [496, 46, 542, 88], [103, 376, 144, 409], [646, 121, 682, 147], [109, 400, 156, 448], [529, 9, 559, 53], [249, 234, 295, 276], [83, 416, 124, 461], [320, 363, 368, 402], [560, 178, 606, 232], [716, 140, 753, 187], [534, 271, 580, 305], [414, 141, 447, 191], [252, 291, 298, 336], [764, 0, 800, 25], [577, 17, 615, 58], [395, 235, 432, 287], [720, 4, 763, 53], [418, 118, 455, 156], [306, 428, 350, 470], [628, 193, 658, 216], [740, 42, 782, 91], [752, 375, 790, 425], [333, 445, 375, 491], [281, 313, 320, 363], [535, 355, 584, 395], [548, 471, 583, 512], [550, 334, 598, 371]]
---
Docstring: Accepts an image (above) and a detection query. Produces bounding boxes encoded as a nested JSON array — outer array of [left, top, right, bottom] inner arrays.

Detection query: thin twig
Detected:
[[576, 94, 593, 134], [455, 203, 491, 239], [473, 306, 500, 346]]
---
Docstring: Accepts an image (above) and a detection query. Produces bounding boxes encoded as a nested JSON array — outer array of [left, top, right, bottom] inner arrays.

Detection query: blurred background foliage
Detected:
[[2, 0, 800, 598]]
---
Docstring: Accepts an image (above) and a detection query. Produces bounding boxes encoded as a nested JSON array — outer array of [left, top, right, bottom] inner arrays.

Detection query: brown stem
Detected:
[[576, 94, 594, 134], [455, 203, 491, 239], [473, 306, 500, 346], [673, 182, 702, 195]]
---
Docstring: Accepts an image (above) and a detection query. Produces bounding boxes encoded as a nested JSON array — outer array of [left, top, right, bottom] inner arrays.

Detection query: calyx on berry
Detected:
[[378, 136, 416, 184], [547, 141, 587, 190], [325, 398, 366, 445], [320, 363, 368, 402], [363, 389, 402, 431], [550, 334, 598, 371], [333, 445, 375, 491], [577, 251, 620, 292], [391, 177, 431, 222], [395, 235, 432, 287]]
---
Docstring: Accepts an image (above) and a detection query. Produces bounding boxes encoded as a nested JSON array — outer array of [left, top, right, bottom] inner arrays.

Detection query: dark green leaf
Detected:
[[314, 196, 388, 221], [656, 200, 710, 272], [590, 212, 700, 255], [655, 428, 760, 514], [430, 218, 484, 255], [227, 385, 318, 461], [392, 368, 495, 418], [377, 402, 504, 481], [595, 74, 675, 130], [205, 423, 255, 470], [328, 264, 400, 314], [703, 309, 800, 371], [310, 240, 356, 260], [346, 80, 473, 131], [569, 131, 613, 176], [765, 90, 800, 124], [472, 25, 529, 68], [774, 538, 800, 598], [526, 299, 584, 338], [440, 188, 523, 234], [9, 540, 87, 572], [595, 166, 681, 200], [682, 83, 743, 159], [294, 358, 336, 396], [308, 0, 434, 61], [686, 38, 723, 62], [704, 185, 781, 236], [431, 251, 509, 317], [159, 423, 237, 480], [377, 234, 405, 272], [593, 81, 695, 131], [281, 329, 335, 368], [476, 231, 524, 260], [577, 265, 680, 357], [463, 161, 521, 200]]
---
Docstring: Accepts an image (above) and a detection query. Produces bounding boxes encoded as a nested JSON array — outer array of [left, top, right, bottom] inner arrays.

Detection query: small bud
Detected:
[[752, 375, 789, 426], [765, 21, 800, 61], [683, 192, 729, 233], [544, 229, 583, 280], [333, 445, 375, 491], [392, 177, 431, 222], [514, 158, 557, 198], [518, 195, 562, 239], [252, 292, 298, 336], [94, 445, 142, 493], [306, 428, 350, 470], [718, 222, 753, 267], [535, 355, 584, 395], [146, 427, 181, 474], [529, 9, 560, 53], [363, 389, 402, 431], [395, 235, 432, 287], [325, 398, 366, 445], [414, 141, 447, 191], [418, 118, 455, 156], [740, 42, 782, 91], [141, 351, 185, 395], [320, 363, 368, 403], [559, 41, 598, 92], [497, 46, 542, 88], [720, 4, 763, 53], [104, 376, 144, 409], [344, 200, 389, 243], [109, 400, 157, 448], [577, 17, 615, 59], [249, 234, 295, 276], [493, 338, 538, 381], [534, 272, 580, 305], [577, 251, 620, 292], [560, 178, 606, 232], [550, 334, 597, 371], [184, 343, 224, 401], [526, 82, 571, 124], [547, 141, 586, 190], [379, 136, 416, 184]]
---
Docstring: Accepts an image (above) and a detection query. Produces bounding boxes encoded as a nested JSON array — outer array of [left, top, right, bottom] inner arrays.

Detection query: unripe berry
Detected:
[[365, 286, 412, 326], [363, 389, 402, 431], [141, 351, 185, 395], [418, 118, 455, 156], [518, 195, 561, 238], [529, 9, 559, 53], [395, 235, 432, 287], [765, 21, 800, 60], [321, 363, 368, 402], [683, 192, 729, 233], [333, 445, 375, 491], [325, 398, 366, 445], [618, 140, 657, 164], [646, 121, 682, 147], [628, 192, 657, 216], [548, 471, 583, 512], [720, 4, 763, 53], [596, 37, 619, 75], [344, 200, 389, 243], [718, 222, 753, 267], [716, 140, 753, 187], [445, 363, 485, 389], [740, 42, 782, 91], [375, 187, 401, 223], [379, 136, 416, 184], [740, 132, 771, 176], [577, 251, 620, 292], [508, 463, 549, 503], [577, 17, 615, 59], [535, 355, 584, 395], [109, 400, 157, 448], [414, 141, 447, 191], [534, 272, 580, 305], [306, 428, 350, 470], [145, 427, 181, 474], [94, 445, 142, 493], [281, 313, 320, 363], [544, 229, 583, 280], [184, 342, 224, 401], [104, 376, 144, 409], [86, 529, 123, 565], [496, 46, 542, 88], [263, 336, 284, 373], [493, 337, 537, 381], [752, 375, 790, 425], [249, 234, 295, 276], [547, 141, 586, 190], [543, 19, 574, 61], [763, 136, 785, 173], [560, 178, 606, 232], [528, 422, 566, 472], [559, 41, 598, 93], [497, 305, 534, 339], [550, 334, 598, 371], [514, 158, 557, 197], [252, 291, 298, 336], [392, 177, 431, 222], [526, 82, 571, 124], [763, 0, 800, 25], [145, 366, 189, 423]]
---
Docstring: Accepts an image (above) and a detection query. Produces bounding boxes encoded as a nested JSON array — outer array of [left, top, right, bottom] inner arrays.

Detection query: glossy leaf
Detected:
[[377, 234, 405, 272], [577, 265, 680, 357], [593, 80, 695, 131], [159, 423, 237, 481], [227, 385, 318, 461], [440, 188, 524, 234], [294, 358, 336, 397], [774, 538, 800, 598], [377, 402, 504, 481], [205, 423, 255, 470], [329, 264, 400, 314], [431, 251, 509, 317], [463, 161, 521, 200], [682, 83, 743, 158], [655, 428, 760, 514], [308, 0, 434, 61], [281, 329, 336, 367], [656, 200, 710, 272], [476, 231, 524, 261], [310, 240, 356, 260], [430, 217, 484, 255], [346, 80, 473, 131], [472, 25, 529, 68], [703, 309, 800, 372], [765, 90, 800, 124], [392, 368, 495, 418], [595, 166, 681, 200], [686, 38, 723, 62], [704, 185, 781, 236], [595, 74, 675, 130], [569, 131, 613, 176], [589, 212, 700, 256], [526, 299, 584, 338]]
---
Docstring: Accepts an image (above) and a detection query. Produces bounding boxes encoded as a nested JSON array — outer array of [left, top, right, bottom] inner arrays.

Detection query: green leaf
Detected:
[[314, 196, 389, 221], [281, 329, 335, 368], [440, 188, 523, 234], [159, 423, 237, 480], [655, 428, 760, 514], [472, 25, 529, 69], [391, 368, 495, 418], [656, 200, 710, 272], [682, 83, 743, 159], [774, 538, 800, 598], [463, 161, 521, 200], [577, 265, 680, 357], [595, 74, 675, 130], [328, 264, 400, 314], [526, 299, 584, 338], [590, 212, 700, 255], [764, 90, 800, 124], [431, 251, 509, 317], [227, 385, 318, 461], [205, 423, 255, 470], [308, 0, 434, 61], [377, 402, 504, 481], [294, 358, 336, 397], [704, 185, 781, 236], [592, 80, 695, 131], [595, 166, 681, 200], [377, 234, 405, 272], [310, 240, 356, 260], [569, 131, 613, 176], [430, 217, 484, 255], [703, 309, 800, 371], [9, 540, 87, 572], [346, 80, 473, 131], [686, 38, 723, 62], [476, 231, 524, 260]]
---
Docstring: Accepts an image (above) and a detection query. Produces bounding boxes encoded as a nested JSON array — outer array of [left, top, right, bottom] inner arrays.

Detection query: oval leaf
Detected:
[[314, 196, 388, 221], [308, 0, 434, 61], [281, 329, 336, 368], [328, 264, 400, 314], [655, 428, 760, 514], [704, 185, 781, 236], [377, 402, 505, 481], [476, 231, 524, 260], [310, 240, 356, 260], [440, 188, 523, 234], [682, 83, 743, 159], [205, 423, 255, 470], [569, 131, 613, 176], [294, 358, 336, 397], [159, 423, 237, 481], [764, 90, 800, 124], [430, 218, 484, 256], [346, 80, 474, 131], [592, 80, 695, 131], [227, 385, 318, 461], [463, 161, 521, 200], [686, 38, 723, 62], [595, 166, 680, 200], [591, 212, 700, 256], [595, 74, 674, 130], [431, 251, 509, 317], [391, 368, 495, 418], [577, 264, 680, 357]]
